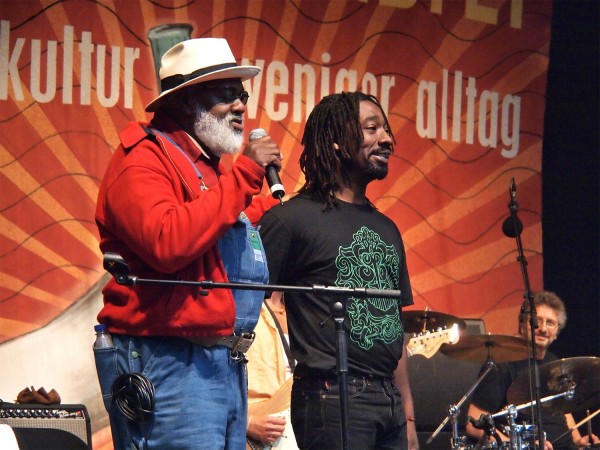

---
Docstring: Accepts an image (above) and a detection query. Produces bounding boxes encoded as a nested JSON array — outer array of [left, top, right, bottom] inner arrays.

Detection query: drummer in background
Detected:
[[466, 291, 600, 449]]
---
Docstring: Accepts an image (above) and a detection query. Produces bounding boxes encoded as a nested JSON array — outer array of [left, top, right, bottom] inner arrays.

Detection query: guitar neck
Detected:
[[406, 323, 460, 359]]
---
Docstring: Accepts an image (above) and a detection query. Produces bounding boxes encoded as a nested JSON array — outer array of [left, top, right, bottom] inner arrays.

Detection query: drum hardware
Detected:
[[502, 405, 535, 450], [493, 389, 576, 420], [403, 309, 466, 334], [449, 403, 472, 450], [468, 413, 502, 449], [429, 334, 539, 450], [506, 405, 521, 450], [469, 406, 536, 450], [490, 390, 575, 450], [426, 360, 498, 449], [466, 414, 536, 450]]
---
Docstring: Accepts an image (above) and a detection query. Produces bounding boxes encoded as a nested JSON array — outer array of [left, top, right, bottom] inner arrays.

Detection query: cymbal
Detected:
[[440, 333, 531, 363], [507, 356, 600, 413], [403, 310, 466, 333]]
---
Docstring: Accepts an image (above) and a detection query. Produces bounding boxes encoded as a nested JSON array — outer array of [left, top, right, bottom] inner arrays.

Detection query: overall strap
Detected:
[[141, 125, 208, 193]]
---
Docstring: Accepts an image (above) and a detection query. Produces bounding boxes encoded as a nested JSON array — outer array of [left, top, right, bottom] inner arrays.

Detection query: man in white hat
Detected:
[[94, 38, 282, 449]]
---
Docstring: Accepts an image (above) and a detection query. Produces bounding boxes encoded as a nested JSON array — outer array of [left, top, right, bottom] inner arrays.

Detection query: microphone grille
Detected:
[[502, 216, 523, 238], [249, 128, 268, 141]]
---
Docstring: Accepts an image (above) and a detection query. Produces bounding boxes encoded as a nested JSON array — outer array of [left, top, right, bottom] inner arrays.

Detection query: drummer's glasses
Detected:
[[537, 318, 558, 329]]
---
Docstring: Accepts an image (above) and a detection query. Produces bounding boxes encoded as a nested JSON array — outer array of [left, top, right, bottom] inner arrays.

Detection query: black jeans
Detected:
[[290, 369, 407, 450]]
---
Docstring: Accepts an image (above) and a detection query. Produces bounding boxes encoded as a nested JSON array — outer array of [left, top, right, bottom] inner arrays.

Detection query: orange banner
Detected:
[[0, 0, 553, 343]]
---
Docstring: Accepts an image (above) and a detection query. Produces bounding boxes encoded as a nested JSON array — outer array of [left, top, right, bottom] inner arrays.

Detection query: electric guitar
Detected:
[[246, 324, 461, 450], [406, 323, 461, 358]]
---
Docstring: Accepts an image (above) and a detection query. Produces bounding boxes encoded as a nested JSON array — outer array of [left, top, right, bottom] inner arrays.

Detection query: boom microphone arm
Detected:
[[103, 251, 402, 450], [103, 252, 401, 299]]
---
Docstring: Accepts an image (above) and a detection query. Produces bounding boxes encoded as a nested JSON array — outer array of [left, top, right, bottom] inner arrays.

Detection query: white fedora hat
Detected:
[[145, 38, 260, 112]]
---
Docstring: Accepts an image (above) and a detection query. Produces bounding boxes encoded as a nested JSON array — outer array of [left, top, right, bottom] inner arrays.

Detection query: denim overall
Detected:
[[94, 129, 269, 450], [218, 210, 269, 333]]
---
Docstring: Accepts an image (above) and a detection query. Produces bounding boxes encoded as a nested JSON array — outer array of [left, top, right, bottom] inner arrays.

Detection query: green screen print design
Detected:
[[335, 226, 403, 350]]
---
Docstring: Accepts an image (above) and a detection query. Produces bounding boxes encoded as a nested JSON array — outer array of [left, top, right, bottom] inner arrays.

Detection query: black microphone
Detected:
[[249, 128, 285, 204], [502, 177, 523, 237], [508, 177, 518, 211]]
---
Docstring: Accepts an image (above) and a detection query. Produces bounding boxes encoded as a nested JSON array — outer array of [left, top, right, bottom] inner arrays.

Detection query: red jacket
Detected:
[[95, 112, 276, 337]]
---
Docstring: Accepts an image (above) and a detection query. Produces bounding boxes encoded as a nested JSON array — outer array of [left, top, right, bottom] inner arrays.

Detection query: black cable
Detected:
[[111, 373, 155, 422]]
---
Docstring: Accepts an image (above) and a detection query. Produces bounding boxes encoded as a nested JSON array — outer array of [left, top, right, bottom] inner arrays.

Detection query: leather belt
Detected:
[[294, 367, 391, 385], [187, 332, 255, 353]]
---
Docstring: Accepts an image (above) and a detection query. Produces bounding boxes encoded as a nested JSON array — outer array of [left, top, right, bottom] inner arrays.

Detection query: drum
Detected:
[[461, 428, 534, 449], [462, 441, 500, 450], [499, 422, 535, 450], [457, 421, 535, 450], [501, 443, 531, 450], [459, 439, 503, 450]]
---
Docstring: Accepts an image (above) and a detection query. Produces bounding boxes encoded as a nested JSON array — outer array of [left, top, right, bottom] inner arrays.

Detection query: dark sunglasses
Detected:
[[203, 85, 249, 105]]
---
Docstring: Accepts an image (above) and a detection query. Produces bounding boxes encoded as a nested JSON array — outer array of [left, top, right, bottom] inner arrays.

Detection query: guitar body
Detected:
[[246, 408, 298, 450], [247, 378, 298, 450]]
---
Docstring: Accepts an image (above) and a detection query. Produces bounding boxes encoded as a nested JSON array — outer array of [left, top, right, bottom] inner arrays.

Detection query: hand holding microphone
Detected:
[[247, 128, 285, 205]]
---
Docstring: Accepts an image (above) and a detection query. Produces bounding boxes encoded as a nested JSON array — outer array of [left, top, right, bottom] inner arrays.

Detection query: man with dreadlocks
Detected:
[[258, 92, 419, 450]]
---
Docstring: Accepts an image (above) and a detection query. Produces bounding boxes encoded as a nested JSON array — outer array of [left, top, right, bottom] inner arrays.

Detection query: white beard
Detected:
[[193, 105, 243, 156]]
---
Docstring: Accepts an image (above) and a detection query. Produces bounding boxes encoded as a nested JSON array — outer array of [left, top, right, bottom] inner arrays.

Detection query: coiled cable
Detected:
[[111, 373, 155, 422]]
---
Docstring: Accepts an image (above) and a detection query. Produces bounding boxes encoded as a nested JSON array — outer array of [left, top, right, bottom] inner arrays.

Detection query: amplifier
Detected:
[[0, 403, 91, 450]]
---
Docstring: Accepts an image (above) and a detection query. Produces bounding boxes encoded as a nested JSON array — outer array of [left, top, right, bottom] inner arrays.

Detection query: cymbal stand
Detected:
[[492, 389, 575, 420], [505, 405, 524, 450], [427, 360, 497, 449]]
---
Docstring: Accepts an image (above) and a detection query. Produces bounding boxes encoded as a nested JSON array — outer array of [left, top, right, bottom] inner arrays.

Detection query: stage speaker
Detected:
[[0, 403, 91, 450], [461, 318, 486, 336]]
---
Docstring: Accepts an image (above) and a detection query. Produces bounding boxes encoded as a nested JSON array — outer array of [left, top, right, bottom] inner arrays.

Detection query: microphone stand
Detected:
[[104, 253, 402, 450], [502, 178, 545, 450]]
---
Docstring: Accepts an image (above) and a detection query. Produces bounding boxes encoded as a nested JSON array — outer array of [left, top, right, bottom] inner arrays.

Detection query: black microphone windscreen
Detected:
[[502, 216, 523, 238]]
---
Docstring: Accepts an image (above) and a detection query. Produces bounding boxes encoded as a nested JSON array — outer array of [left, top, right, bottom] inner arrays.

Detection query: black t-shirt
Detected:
[[258, 193, 414, 377], [470, 353, 576, 450]]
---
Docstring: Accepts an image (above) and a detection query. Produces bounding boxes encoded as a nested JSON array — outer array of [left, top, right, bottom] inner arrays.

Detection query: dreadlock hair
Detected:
[[299, 92, 395, 210]]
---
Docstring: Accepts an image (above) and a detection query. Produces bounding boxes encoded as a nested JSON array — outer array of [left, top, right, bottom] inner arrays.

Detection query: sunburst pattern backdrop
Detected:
[[1, 0, 551, 344], [0, 2, 557, 444]]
